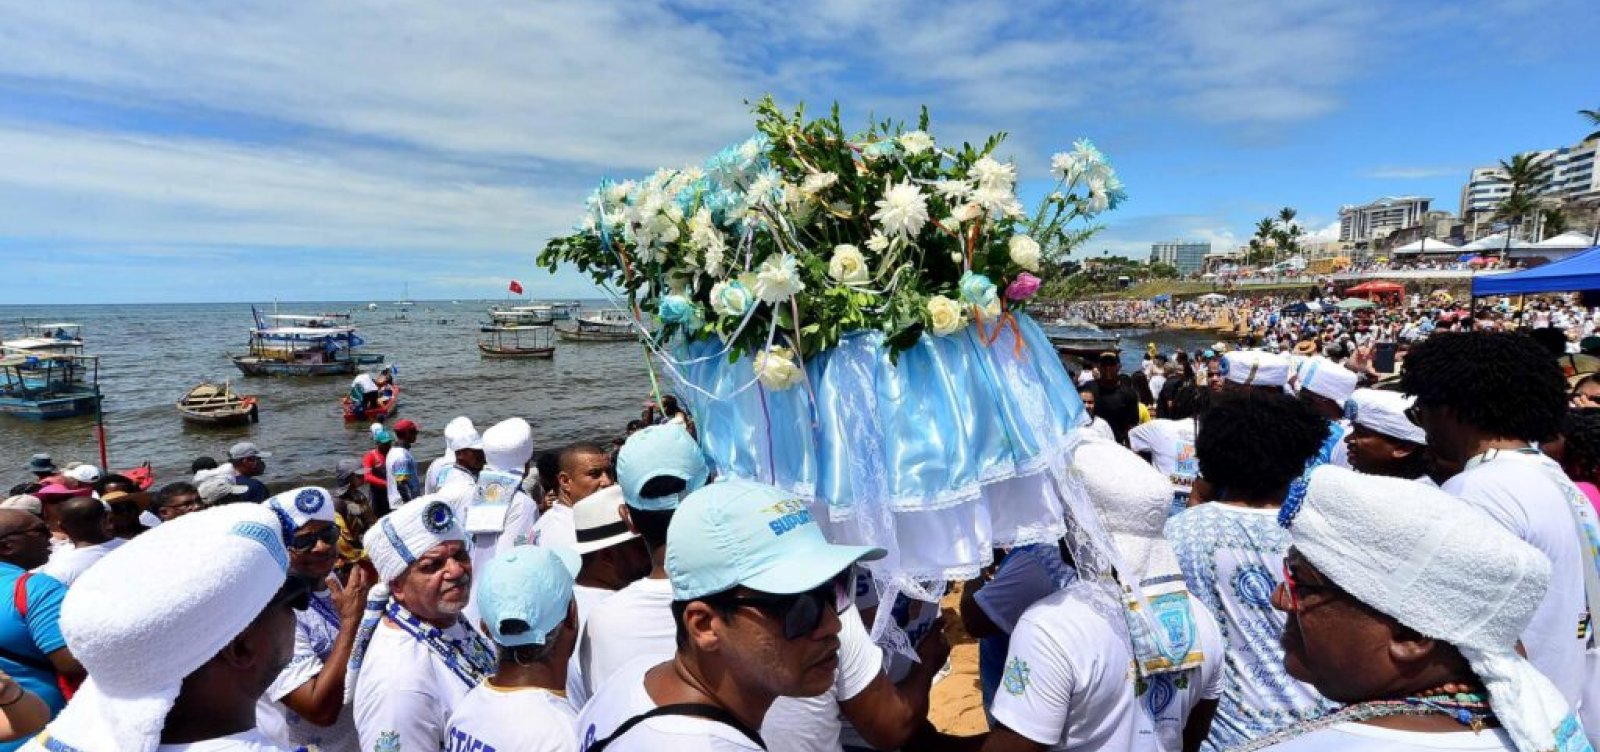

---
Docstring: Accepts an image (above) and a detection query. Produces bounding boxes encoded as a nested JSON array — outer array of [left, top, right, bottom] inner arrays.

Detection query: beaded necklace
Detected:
[[384, 602, 497, 690], [1232, 692, 1496, 751]]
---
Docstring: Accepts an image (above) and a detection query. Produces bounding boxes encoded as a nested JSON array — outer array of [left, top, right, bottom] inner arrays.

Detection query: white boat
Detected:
[[487, 305, 555, 326], [230, 307, 384, 377], [478, 324, 556, 358], [2, 322, 86, 357], [555, 309, 639, 342]]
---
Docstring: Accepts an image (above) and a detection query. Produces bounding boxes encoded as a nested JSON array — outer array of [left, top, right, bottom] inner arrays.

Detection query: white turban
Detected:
[[1297, 356, 1358, 405], [263, 486, 337, 542], [43, 505, 291, 752], [1069, 436, 1203, 677], [346, 495, 468, 702], [445, 416, 483, 453], [1287, 466, 1571, 752], [1220, 350, 1290, 387], [1345, 388, 1427, 445], [482, 417, 533, 473]]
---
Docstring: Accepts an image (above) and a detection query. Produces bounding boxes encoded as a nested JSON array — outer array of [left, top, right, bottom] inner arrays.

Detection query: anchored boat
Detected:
[[478, 324, 556, 358], [0, 353, 102, 420], [343, 384, 401, 423], [177, 382, 259, 426], [230, 307, 384, 377], [555, 309, 639, 342]]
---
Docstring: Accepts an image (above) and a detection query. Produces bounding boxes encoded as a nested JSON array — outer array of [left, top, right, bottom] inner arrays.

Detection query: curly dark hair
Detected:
[[1560, 409, 1600, 483], [1399, 331, 1566, 442], [1196, 392, 1328, 499]]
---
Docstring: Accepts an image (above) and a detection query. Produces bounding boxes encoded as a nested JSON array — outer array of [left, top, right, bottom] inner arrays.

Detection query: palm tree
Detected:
[[1582, 105, 1600, 141], [1493, 192, 1540, 256]]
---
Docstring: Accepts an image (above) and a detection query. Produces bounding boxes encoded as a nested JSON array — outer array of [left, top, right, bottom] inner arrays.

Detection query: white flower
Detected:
[[738, 137, 764, 167], [751, 254, 806, 303], [939, 217, 962, 233], [969, 156, 1016, 191], [828, 244, 870, 285], [1008, 235, 1042, 272], [950, 202, 981, 223], [970, 184, 1015, 214], [1085, 176, 1110, 215], [703, 244, 726, 278], [710, 279, 752, 318], [932, 179, 972, 202], [754, 345, 805, 391], [746, 169, 783, 208], [1001, 199, 1026, 219], [801, 172, 839, 195], [865, 232, 890, 253], [926, 295, 967, 336], [871, 180, 930, 239], [1050, 152, 1077, 181], [898, 130, 935, 155], [605, 180, 635, 204]]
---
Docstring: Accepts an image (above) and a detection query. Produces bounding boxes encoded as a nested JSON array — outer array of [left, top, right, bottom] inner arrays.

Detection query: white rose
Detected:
[[927, 295, 967, 336], [1008, 235, 1042, 272], [898, 130, 936, 155], [710, 280, 752, 318], [751, 254, 806, 303], [754, 345, 805, 390], [828, 244, 870, 285]]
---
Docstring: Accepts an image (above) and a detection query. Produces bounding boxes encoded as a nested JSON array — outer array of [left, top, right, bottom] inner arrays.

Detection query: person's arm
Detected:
[[45, 648, 84, 684], [23, 578, 85, 683], [980, 725, 1052, 752], [839, 617, 950, 751], [0, 671, 48, 742], [394, 457, 416, 503], [1182, 699, 1219, 752], [363, 455, 387, 488], [280, 567, 374, 726]]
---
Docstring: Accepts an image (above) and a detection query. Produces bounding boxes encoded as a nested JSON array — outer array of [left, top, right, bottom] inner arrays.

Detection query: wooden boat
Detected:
[[555, 309, 640, 342], [343, 385, 401, 423], [478, 324, 555, 358], [177, 382, 259, 426], [0, 353, 102, 420], [230, 306, 384, 377]]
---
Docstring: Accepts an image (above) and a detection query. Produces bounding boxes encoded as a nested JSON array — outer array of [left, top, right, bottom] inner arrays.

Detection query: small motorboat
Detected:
[[343, 384, 401, 423], [177, 382, 259, 426]]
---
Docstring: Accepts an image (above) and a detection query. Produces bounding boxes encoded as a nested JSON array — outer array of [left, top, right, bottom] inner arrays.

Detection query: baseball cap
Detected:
[[477, 545, 580, 647], [195, 470, 248, 505], [616, 424, 709, 511], [374, 428, 396, 444], [65, 465, 102, 485], [394, 419, 419, 433], [572, 486, 639, 555], [335, 459, 364, 495], [665, 479, 884, 601], [228, 442, 272, 461]]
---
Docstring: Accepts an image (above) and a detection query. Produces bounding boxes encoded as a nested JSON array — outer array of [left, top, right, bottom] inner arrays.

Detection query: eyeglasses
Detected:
[[288, 526, 340, 552], [711, 574, 852, 641], [1281, 559, 1339, 613]]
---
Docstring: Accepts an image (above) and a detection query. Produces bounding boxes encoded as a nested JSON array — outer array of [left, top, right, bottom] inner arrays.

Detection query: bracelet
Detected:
[[0, 684, 26, 708]]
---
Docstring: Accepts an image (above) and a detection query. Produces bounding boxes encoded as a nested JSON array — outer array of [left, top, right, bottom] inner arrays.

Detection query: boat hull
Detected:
[[554, 326, 637, 342], [232, 356, 356, 377], [0, 391, 102, 421], [477, 344, 555, 358], [179, 408, 256, 426], [343, 387, 401, 423]]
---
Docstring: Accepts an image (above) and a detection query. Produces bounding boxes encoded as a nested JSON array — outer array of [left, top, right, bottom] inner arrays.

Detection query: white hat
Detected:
[[1345, 389, 1427, 445], [1287, 466, 1569, 752], [445, 416, 484, 453], [194, 467, 247, 505], [1219, 350, 1290, 387], [0, 494, 41, 516], [65, 464, 102, 485], [263, 487, 337, 540], [572, 485, 639, 555], [42, 504, 293, 752], [364, 494, 466, 584], [482, 418, 534, 472], [1297, 357, 1358, 405]]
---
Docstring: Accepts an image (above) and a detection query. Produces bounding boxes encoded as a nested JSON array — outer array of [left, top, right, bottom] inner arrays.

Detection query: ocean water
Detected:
[[0, 302, 1217, 493]]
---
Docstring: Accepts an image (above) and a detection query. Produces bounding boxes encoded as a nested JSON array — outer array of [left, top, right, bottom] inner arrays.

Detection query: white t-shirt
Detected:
[[446, 681, 578, 752], [385, 446, 420, 507], [581, 577, 677, 697], [760, 607, 883, 752], [37, 537, 124, 587], [21, 729, 288, 752], [1444, 453, 1592, 707], [531, 503, 579, 550], [1259, 722, 1515, 751], [990, 580, 1224, 751], [1128, 418, 1199, 502], [424, 456, 471, 496], [352, 373, 379, 394], [352, 619, 480, 752], [257, 591, 359, 752], [567, 584, 621, 708], [575, 657, 761, 751]]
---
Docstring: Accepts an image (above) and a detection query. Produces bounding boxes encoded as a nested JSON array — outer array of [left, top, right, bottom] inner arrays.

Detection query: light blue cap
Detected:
[[616, 424, 708, 511], [666, 479, 885, 601], [476, 545, 581, 647]]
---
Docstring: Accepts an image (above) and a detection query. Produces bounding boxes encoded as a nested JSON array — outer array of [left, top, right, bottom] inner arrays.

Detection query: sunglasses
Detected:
[[1280, 559, 1340, 613], [713, 573, 853, 641], [288, 526, 340, 552]]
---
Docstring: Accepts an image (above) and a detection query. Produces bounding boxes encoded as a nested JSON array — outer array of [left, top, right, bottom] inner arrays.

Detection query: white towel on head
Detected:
[[1220, 350, 1290, 387], [263, 486, 337, 542], [1346, 388, 1427, 445], [445, 416, 483, 452], [1288, 465, 1574, 752], [482, 417, 533, 472], [1297, 356, 1358, 405], [42, 504, 290, 752]]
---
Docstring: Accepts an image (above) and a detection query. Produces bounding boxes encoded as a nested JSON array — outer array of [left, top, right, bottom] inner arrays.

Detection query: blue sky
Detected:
[[0, 0, 1596, 304]]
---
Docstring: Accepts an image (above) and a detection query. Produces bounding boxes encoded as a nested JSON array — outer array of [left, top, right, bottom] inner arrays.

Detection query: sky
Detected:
[[1, 0, 1597, 304]]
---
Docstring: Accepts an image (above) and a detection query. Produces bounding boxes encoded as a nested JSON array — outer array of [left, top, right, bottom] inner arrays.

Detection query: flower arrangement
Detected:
[[538, 97, 1124, 388]]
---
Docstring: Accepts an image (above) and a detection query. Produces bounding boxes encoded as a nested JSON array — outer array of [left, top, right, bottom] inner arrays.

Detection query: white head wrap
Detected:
[[42, 505, 290, 752], [444, 416, 483, 453], [1346, 388, 1427, 445], [1069, 437, 1204, 677], [482, 418, 533, 473], [345, 495, 468, 702], [1287, 466, 1573, 752], [1220, 350, 1290, 387], [262, 486, 337, 542], [1297, 356, 1358, 405]]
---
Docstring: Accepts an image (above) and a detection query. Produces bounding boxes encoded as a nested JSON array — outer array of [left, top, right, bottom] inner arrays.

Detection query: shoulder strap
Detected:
[[13, 572, 30, 619], [588, 703, 765, 752]]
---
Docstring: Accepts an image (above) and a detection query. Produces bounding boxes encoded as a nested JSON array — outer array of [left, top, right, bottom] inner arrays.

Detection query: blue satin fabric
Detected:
[[674, 314, 1085, 518]]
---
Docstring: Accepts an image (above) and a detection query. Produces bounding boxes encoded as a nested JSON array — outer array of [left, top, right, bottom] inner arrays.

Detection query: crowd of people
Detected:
[[2, 305, 1600, 751]]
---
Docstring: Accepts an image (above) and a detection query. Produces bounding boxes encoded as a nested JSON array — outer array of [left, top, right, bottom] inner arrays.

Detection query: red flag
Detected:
[[509, 280, 524, 295]]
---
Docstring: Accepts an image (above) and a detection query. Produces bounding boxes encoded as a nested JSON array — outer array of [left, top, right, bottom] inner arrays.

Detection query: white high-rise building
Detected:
[[1148, 241, 1210, 275], [1338, 197, 1432, 246]]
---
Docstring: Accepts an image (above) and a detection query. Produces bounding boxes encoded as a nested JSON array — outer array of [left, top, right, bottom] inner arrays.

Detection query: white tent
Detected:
[[1458, 232, 1535, 253], [1198, 292, 1227, 301], [1391, 237, 1459, 255], [1533, 231, 1597, 249]]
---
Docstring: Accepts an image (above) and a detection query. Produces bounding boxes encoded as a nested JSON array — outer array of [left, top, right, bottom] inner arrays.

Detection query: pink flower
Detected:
[[1006, 272, 1041, 301]]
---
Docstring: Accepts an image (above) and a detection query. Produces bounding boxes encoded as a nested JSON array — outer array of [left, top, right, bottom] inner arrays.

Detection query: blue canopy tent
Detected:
[[1471, 245, 1600, 297]]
